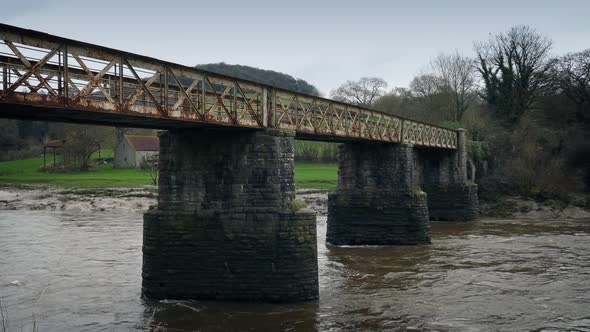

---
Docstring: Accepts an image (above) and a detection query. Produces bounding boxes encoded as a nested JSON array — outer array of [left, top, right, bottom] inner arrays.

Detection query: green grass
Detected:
[[0, 154, 338, 190], [92, 149, 114, 159], [294, 163, 338, 190], [0, 157, 153, 188]]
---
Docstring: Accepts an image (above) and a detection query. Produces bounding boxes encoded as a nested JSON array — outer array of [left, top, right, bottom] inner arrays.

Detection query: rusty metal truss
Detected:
[[0, 24, 457, 149]]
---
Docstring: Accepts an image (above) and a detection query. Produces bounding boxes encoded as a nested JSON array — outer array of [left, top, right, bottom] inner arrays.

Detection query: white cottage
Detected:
[[114, 135, 159, 168]]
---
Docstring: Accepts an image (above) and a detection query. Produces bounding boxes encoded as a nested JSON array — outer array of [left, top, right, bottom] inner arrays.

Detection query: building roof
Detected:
[[45, 140, 65, 148], [126, 135, 159, 152]]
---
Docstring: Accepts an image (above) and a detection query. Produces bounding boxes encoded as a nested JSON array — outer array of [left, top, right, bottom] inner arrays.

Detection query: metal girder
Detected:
[[0, 23, 458, 149]]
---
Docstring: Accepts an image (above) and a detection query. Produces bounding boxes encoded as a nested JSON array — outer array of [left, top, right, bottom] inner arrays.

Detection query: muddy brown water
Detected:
[[0, 210, 589, 331]]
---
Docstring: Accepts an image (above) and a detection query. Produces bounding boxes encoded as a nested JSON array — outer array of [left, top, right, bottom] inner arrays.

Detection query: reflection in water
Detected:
[[0, 211, 589, 331]]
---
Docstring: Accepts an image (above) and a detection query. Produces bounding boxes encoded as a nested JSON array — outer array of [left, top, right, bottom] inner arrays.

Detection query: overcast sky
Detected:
[[2, 0, 589, 95]]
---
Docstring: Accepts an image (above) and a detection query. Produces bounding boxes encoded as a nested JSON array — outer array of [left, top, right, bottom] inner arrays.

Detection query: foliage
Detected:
[[460, 106, 495, 141], [287, 199, 307, 212], [410, 186, 427, 199], [373, 89, 450, 124], [475, 25, 554, 125], [486, 116, 582, 199], [54, 124, 114, 171], [466, 140, 487, 162], [196, 62, 320, 96], [0, 119, 46, 161], [294, 141, 338, 162], [440, 121, 462, 129]]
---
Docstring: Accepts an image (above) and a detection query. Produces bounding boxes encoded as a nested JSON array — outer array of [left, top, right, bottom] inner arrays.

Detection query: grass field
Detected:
[[0, 152, 337, 190], [294, 163, 338, 189]]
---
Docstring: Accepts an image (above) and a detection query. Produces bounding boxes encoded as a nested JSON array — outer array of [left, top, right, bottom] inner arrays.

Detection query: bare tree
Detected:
[[410, 74, 440, 99], [373, 91, 405, 116], [553, 49, 590, 124], [330, 77, 387, 106], [406, 73, 450, 123], [52, 124, 113, 171], [428, 51, 477, 122], [475, 25, 553, 124], [140, 157, 159, 186]]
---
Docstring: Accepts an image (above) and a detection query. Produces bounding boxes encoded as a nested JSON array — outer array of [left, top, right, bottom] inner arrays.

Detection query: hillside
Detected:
[[196, 63, 320, 96]]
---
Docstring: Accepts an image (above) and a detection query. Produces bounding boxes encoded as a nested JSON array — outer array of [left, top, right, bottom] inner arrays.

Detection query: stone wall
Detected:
[[143, 128, 318, 302], [113, 134, 135, 168]]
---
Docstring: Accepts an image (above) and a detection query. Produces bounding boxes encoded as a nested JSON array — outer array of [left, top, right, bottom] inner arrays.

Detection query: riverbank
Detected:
[[3, 156, 588, 219], [1, 185, 589, 220], [479, 194, 590, 219], [0, 185, 331, 215], [0, 185, 158, 212]]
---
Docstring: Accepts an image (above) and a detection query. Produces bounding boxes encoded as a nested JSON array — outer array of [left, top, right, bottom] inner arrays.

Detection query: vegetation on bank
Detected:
[[0, 154, 338, 190], [294, 141, 338, 163]]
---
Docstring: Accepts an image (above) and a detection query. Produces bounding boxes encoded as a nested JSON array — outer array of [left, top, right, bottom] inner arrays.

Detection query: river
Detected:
[[0, 210, 589, 331]]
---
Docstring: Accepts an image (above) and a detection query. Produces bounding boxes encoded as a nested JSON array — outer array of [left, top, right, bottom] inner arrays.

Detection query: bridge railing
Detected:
[[0, 24, 457, 149]]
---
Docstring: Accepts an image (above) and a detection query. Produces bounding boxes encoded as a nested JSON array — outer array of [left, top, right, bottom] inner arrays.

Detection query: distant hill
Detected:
[[196, 63, 320, 96]]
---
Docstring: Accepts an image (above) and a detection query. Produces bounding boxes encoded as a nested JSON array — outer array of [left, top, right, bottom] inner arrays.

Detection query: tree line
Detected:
[[330, 25, 589, 198]]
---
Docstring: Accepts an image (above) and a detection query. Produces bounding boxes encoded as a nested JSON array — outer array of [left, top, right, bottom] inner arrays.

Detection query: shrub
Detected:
[[140, 160, 159, 185], [567, 143, 590, 191], [467, 140, 487, 162], [440, 121, 462, 130], [481, 116, 583, 201], [287, 199, 307, 212]]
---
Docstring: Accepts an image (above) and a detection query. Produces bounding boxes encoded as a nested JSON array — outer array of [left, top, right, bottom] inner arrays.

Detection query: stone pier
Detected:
[[327, 130, 478, 245], [416, 129, 479, 221], [327, 143, 431, 245], [142, 129, 318, 302]]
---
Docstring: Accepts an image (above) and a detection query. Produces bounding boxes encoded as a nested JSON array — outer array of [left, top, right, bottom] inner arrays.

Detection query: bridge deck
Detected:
[[0, 24, 457, 148]]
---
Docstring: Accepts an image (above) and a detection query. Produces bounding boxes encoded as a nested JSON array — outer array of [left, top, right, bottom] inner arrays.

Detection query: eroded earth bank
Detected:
[[1, 186, 589, 220]]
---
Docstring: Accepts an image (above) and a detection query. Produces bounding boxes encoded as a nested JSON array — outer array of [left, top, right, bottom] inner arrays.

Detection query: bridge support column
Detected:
[[327, 143, 431, 245], [418, 129, 479, 221], [142, 129, 318, 302]]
